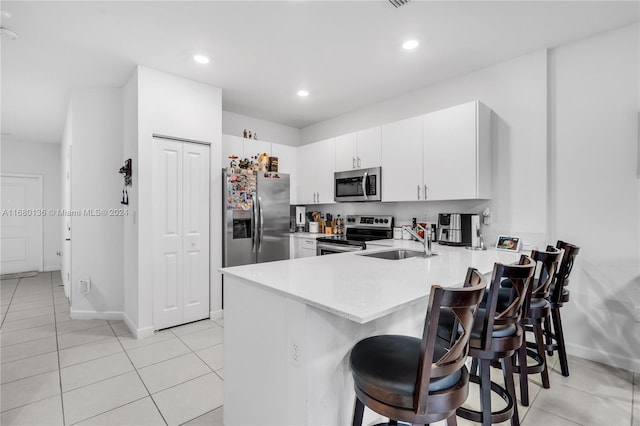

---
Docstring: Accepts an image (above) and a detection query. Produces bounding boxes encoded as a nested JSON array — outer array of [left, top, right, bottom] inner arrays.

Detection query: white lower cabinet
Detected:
[[290, 236, 317, 259]]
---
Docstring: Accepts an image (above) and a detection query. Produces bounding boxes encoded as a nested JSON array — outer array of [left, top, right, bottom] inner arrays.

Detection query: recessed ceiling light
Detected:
[[193, 55, 210, 64], [402, 40, 419, 50], [297, 90, 309, 97]]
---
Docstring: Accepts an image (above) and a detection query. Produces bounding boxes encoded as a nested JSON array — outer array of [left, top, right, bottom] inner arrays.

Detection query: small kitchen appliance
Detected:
[[316, 214, 393, 255], [334, 167, 382, 202], [295, 206, 306, 232], [437, 213, 480, 246]]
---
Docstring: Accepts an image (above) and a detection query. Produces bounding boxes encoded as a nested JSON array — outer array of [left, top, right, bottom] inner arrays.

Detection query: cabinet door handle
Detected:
[[352, 157, 356, 169], [417, 184, 421, 200], [313, 192, 316, 203], [424, 184, 428, 199], [316, 192, 319, 203], [357, 157, 361, 168]]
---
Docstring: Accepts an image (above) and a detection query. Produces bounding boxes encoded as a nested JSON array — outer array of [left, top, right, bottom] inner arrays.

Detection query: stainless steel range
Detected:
[[316, 215, 394, 255]]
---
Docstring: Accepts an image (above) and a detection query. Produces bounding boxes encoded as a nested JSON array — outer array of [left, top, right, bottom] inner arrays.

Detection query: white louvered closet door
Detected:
[[153, 138, 210, 330]]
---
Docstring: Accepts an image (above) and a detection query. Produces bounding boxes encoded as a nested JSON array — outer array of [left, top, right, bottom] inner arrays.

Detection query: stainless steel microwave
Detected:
[[334, 167, 381, 202]]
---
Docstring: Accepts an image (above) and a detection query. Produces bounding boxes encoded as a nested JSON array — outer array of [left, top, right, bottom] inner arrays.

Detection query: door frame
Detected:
[[0, 172, 44, 273]]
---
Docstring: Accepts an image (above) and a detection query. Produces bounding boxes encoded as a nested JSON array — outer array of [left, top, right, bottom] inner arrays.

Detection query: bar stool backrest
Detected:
[[550, 241, 581, 304], [529, 246, 563, 302], [482, 255, 535, 351], [413, 268, 486, 415]]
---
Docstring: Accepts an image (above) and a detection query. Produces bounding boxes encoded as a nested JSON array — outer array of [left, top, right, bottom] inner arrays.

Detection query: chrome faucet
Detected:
[[405, 224, 434, 257]]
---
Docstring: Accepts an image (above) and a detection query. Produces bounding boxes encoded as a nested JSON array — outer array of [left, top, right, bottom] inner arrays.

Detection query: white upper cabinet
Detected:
[[335, 132, 358, 172], [221, 134, 244, 168], [271, 143, 298, 204], [381, 116, 424, 202], [221, 134, 272, 167], [422, 101, 491, 200], [297, 138, 336, 204], [334, 127, 382, 172], [243, 138, 272, 161], [356, 126, 382, 170]]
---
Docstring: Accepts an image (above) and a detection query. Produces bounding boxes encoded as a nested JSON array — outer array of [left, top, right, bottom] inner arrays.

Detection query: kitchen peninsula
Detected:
[[220, 242, 522, 425]]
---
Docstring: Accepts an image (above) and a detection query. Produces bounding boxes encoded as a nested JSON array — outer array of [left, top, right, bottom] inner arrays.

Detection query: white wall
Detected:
[[68, 88, 124, 318], [133, 66, 222, 336], [301, 50, 549, 248], [0, 140, 62, 271], [222, 110, 300, 147], [123, 69, 139, 331], [550, 24, 640, 372]]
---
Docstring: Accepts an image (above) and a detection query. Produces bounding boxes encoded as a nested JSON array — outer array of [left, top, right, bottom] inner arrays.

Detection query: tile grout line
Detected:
[[527, 405, 583, 426], [108, 321, 169, 426], [65, 396, 151, 426], [50, 271, 68, 426], [0, 276, 21, 328]]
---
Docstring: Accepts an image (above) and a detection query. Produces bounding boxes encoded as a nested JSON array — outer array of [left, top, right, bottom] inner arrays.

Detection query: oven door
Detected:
[[334, 167, 381, 202], [316, 242, 366, 256]]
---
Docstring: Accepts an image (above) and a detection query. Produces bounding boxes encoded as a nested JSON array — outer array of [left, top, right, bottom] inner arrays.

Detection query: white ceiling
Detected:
[[1, 1, 638, 145]]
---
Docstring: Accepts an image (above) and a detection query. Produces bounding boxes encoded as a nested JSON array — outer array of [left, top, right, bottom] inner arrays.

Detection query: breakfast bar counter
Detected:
[[220, 243, 521, 425]]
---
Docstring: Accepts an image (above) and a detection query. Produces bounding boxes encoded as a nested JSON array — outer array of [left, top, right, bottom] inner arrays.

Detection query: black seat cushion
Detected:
[[350, 335, 462, 404], [469, 308, 517, 339]]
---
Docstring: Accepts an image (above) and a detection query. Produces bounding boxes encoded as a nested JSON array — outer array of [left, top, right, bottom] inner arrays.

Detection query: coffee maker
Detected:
[[437, 213, 480, 246]]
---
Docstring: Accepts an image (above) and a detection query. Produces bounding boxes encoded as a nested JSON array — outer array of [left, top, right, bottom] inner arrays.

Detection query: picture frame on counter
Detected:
[[496, 235, 521, 252]]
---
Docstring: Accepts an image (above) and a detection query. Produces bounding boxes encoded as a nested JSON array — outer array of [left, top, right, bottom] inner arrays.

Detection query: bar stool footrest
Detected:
[[456, 374, 515, 424]]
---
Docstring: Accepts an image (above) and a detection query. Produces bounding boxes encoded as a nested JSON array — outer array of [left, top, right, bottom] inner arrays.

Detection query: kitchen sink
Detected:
[[359, 249, 436, 260]]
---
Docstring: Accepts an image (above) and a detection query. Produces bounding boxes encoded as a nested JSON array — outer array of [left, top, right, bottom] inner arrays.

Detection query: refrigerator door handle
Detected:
[[258, 196, 264, 252], [252, 199, 258, 253]]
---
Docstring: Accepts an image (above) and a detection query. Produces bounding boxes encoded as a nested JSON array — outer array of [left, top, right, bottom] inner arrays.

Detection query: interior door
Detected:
[[63, 144, 72, 298], [0, 174, 43, 274], [153, 138, 210, 330], [182, 143, 210, 323], [153, 139, 184, 329]]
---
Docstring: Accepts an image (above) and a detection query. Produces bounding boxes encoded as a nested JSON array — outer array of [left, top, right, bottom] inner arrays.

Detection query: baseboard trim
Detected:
[[69, 310, 123, 321], [210, 309, 224, 320], [43, 266, 61, 272], [566, 342, 640, 373], [122, 312, 155, 339]]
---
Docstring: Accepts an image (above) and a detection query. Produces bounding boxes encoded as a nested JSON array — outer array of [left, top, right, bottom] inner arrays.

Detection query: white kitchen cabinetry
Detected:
[[221, 134, 271, 165], [271, 143, 298, 204], [381, 116, 424, 202], [334, 127, 382, 172], [297, 138, 336, 204], [290, 236, 317, 259], [422, 101, 491, 200]]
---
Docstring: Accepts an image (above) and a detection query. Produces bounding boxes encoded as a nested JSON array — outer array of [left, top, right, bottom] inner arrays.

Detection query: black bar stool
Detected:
[[512, 246, 562, 406], [456, 255, 535, 426], [544, 240, 580, 377], [349, 268, 486, 426]]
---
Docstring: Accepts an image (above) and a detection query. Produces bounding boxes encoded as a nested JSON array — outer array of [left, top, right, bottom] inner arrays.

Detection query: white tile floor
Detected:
[[1, 272, 224, 425], [1, 272, 638, 425]]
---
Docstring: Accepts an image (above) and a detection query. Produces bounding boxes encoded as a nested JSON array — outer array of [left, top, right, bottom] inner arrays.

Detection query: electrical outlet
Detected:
[[79, 278, 91, 295]]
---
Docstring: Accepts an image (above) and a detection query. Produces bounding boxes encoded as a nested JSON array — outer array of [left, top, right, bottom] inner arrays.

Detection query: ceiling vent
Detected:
[[388, 0, 410, 8]]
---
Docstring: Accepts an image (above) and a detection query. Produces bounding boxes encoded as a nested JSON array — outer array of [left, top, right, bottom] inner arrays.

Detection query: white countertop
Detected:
[[289, 232, 327, 239], [220, 241, 523, 324]]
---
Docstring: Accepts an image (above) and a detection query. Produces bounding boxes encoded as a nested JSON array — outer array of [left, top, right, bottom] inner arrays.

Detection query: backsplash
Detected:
[[300, 200, 547, 250]]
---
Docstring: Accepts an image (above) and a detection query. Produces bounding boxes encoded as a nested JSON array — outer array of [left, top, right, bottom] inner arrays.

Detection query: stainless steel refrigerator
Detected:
[[222, 169, 290, 267]]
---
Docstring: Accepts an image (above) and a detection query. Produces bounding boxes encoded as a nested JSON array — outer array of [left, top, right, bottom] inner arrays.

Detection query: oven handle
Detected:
[[361, 171, 368, 200]]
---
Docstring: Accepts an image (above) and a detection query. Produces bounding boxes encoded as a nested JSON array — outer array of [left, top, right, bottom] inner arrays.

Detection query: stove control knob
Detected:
[[384, 219, 389, 223]]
